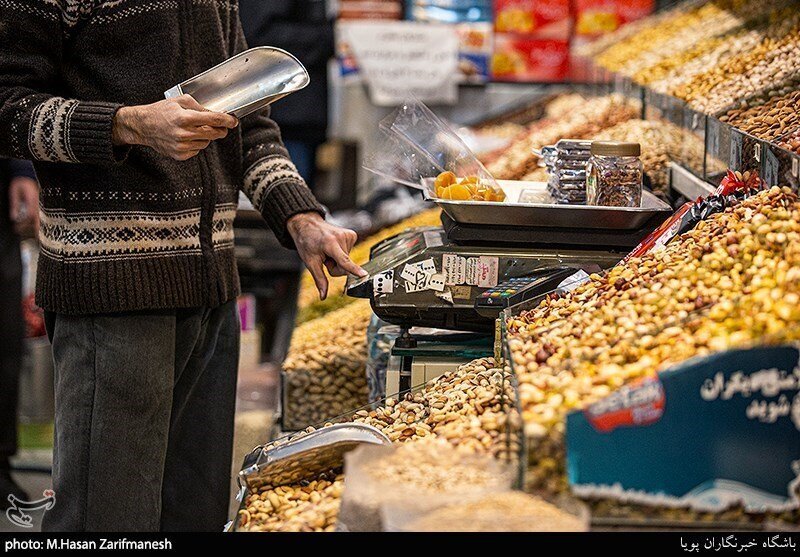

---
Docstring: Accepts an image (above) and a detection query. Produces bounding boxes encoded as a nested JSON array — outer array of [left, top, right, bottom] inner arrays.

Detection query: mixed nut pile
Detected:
[[594, 1, 764, 75], [238, 471, 344, 532], [721, 89, 800, 142], [484, 95, 640, 181], [592, 0, 800, 117], [507, 187, 800, 496], [282, 300, 373, 430], [590, 119, 704, 196], [239, 358, 519, 532]]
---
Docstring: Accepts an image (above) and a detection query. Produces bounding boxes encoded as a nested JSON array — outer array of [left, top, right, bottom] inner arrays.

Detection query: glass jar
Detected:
[[586, 141, 643, 207]]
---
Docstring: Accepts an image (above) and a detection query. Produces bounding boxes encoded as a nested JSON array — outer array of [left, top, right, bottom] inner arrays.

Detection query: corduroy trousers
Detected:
[[42, 301, 240, 532]]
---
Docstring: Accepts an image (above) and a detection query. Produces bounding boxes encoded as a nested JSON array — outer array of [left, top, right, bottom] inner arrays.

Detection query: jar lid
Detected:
[[591, 141, 641, 157]]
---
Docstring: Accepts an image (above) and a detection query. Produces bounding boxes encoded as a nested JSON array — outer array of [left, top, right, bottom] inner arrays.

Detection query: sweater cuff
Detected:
[[262, 179, 326, 249], [68, 102, 130, 164]]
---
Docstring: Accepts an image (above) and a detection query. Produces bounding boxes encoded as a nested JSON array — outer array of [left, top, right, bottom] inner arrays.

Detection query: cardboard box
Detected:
[[566, 345, 800, 512], [494, 0, 571, 38], [339, 0, 402, 20], [408, 1, 493, 23], [491, 34, 570, 82], [456, 22, 493, 83]]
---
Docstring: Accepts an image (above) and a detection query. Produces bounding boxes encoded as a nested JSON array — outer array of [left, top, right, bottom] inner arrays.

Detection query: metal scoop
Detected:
[[238, 423, 391, 492], [164, 46, 310, 118]]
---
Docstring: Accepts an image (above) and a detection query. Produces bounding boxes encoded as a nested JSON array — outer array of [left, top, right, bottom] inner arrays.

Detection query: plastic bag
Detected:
[[365, 317, 400, 404], [363, 99, 501, 198], [382, 491, 589, 532], [337, 439, 513, 532]]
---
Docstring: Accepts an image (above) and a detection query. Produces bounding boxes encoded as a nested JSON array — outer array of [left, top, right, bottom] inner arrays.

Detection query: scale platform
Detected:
[[346, 227, 624, 333], [441, 212, 665, 249]]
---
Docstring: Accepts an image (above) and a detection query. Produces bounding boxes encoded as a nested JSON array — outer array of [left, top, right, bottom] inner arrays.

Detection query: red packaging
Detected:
[[575, 0, 654, 37], [574, 0, 619, 37], [494, 0, 571, 38], [491, 34, 570, 82]]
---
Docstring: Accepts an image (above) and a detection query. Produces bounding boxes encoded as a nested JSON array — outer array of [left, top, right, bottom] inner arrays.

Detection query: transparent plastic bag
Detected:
[[366, 318, 400, 404], [337, 439, 513, 531], [382, 491, 590, 532], [363, 99, 502, 201]]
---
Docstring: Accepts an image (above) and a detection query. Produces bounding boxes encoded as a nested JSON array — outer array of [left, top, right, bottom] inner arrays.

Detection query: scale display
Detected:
[[347, 228, 622, 332]]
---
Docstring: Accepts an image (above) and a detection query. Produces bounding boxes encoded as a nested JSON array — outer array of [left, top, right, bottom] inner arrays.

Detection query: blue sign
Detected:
[[566, 345, 800, 512]]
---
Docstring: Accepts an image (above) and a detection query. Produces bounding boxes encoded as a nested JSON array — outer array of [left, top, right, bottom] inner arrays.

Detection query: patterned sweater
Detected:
[[0, 0, 324, 315]]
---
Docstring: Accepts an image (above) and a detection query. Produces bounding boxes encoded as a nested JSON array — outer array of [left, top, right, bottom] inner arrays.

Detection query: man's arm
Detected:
[[0, 3, 237, 164], [0, 3, 125, 164], [231, 20, 364, 298]]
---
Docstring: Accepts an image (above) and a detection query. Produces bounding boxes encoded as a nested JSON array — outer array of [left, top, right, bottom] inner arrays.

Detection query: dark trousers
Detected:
[[0, 231, 22, 463], [42, 301, 240, 532]]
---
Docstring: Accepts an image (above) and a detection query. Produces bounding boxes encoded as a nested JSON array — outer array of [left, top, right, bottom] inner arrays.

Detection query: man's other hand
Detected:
[[287, 212, 367, 300], [9, 176, 39, 237], [112, 95, 238, 161]]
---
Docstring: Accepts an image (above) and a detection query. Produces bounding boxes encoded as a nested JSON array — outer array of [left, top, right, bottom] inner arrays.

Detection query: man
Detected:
[[0, 158, 38, 510], [239, 0, 334, 188], [0, 1, 365, 532]]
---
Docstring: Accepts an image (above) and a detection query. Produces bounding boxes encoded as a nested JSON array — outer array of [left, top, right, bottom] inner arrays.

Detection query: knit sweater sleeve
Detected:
[[0, 2, 126, 165], [232, 22, 325, 249]]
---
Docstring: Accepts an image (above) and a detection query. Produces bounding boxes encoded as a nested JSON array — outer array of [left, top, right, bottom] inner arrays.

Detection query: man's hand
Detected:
[[8, 176, 39, 237], [112, 95, 238, 161], [287, 212, 367, 300]]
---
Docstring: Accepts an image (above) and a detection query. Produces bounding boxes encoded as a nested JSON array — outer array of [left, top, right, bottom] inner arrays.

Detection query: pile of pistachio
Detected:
[[282, 300, 374, 430], [238, 358, 520, 532], [507, 187, 800, 523]]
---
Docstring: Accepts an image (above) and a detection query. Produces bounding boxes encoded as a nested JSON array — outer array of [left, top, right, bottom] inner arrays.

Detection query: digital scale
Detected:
[[347, 227, 621, 332], [346, 180, 673, 394]]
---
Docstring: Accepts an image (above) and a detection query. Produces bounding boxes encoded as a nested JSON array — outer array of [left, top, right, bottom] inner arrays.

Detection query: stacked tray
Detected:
[[421, 179, 673, 230]]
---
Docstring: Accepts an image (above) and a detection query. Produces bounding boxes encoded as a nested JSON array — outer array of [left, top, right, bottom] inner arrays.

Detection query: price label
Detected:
[[338, 21, 459, 106]]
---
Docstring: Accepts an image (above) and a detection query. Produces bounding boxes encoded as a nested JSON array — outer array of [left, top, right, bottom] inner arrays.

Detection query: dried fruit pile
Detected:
[[506, 187, 800, 495], [433, 172, 506, 202]]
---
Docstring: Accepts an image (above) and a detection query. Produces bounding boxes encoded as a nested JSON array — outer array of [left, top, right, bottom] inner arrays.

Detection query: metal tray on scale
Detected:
[[422, 179, 672, 231]]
